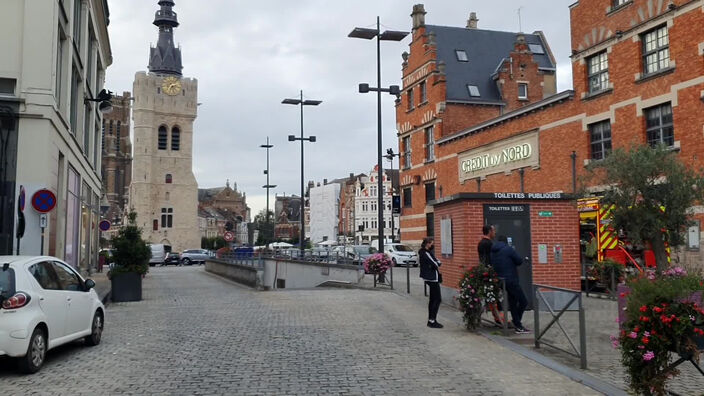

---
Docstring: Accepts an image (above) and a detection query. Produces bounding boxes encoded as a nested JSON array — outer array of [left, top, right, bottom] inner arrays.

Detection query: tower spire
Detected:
[[148, 0, 183, 75]]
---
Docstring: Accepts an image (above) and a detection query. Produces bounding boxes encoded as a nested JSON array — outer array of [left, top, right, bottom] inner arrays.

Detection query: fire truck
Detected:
[[577, 197, 669, 269]]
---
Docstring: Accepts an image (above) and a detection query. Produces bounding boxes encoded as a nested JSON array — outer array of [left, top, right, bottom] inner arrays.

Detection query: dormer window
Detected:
[[528, 44, 544, 54], [467, 85, 480, 97], [455, 50, 468, 62]]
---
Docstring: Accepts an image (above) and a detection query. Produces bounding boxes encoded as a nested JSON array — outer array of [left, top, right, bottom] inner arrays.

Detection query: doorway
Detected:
[[484, 204, 533, 309]]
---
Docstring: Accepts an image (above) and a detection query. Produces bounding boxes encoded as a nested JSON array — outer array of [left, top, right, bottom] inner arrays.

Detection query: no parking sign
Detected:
[[31, 189, 57, 214]]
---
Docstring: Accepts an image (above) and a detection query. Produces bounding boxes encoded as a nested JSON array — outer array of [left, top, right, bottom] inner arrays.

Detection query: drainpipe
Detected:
[[571, 151, 577, 194], [519, 168, 525, 193]]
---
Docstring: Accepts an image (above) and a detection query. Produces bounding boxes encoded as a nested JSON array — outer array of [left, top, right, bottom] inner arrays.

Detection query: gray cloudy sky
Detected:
[[105, 0, 574, 216]]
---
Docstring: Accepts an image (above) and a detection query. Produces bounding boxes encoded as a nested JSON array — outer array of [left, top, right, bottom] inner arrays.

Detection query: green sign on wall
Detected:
[[538, 211, 553, 217]]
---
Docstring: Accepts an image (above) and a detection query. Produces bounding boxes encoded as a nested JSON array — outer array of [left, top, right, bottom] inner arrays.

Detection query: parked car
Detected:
[[149, 244, 169, 266], [180, 249, 209, 265], [0, 256, 104, 373], [384, 243, 418, 267], [163, 252, 181, 266]]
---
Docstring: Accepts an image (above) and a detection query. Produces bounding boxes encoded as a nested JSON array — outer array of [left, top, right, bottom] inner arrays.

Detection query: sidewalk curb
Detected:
[[478, 330, 628, 396]]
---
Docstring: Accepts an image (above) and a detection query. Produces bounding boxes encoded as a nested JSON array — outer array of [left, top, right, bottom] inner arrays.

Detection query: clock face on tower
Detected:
[[162, 76, 182, 96]]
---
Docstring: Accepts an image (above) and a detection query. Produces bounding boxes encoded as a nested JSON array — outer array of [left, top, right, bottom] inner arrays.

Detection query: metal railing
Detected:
[[533, 283, 587, 369]]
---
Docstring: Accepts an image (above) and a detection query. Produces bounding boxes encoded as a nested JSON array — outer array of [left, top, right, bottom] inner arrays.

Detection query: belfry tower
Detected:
[[129, 0, 199, 252]]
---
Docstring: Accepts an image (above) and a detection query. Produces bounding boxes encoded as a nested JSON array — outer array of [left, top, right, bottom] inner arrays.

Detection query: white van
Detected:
[[149, 244, 168, 266]]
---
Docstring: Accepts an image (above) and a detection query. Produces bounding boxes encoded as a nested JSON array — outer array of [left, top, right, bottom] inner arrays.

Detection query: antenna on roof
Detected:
[[517, 7, 523, 33]]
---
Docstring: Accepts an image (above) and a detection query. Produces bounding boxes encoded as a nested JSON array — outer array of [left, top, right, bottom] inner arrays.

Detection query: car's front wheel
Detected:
[[18, 327, 47, 374], [182, 258, 191, 265], [85, 311, 103, 346]]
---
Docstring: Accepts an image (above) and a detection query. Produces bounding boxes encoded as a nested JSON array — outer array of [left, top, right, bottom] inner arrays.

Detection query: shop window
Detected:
[[589, 120, 612, 160]]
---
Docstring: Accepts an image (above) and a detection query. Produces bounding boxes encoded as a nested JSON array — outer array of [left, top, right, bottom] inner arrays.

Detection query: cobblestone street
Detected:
[[1, 266, 598, 395]]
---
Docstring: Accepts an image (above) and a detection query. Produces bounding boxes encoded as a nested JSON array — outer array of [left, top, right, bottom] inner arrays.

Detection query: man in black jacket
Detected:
[[490, 235, 530, 334], [477, 225, 495, 266], [419, 237, 443, 328]]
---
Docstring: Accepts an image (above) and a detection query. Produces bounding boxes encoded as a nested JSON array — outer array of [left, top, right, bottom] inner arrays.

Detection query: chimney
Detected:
[[349, 173, 354, 179], [411, 4, 426, 30], [323, 178, 328, 185], [467, 12, 479, 29]]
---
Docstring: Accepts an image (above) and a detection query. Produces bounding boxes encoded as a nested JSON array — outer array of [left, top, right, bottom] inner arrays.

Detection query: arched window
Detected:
[[171, 127, 180, 151], [165, 174, 172, 184], [158, 125, 167, 150]]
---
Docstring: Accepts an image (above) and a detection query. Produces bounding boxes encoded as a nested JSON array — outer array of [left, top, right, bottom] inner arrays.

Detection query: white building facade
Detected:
[[354, 166, 399, 245], [309, 182, 341, 244], [0, 0, 112, 274]]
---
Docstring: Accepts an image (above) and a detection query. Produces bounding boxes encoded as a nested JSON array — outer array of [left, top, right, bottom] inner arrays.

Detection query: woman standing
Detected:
[[419, 237, 443, 328]]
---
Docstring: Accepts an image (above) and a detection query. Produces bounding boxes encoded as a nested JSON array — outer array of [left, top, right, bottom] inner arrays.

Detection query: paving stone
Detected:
[[1, 266, 597, 395]]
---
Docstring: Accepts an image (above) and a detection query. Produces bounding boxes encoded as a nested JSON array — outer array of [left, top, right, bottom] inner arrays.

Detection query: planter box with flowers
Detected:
[[613, 266, 704, 395], [363, 253, 393, 285], [457, 265, 503, 331]]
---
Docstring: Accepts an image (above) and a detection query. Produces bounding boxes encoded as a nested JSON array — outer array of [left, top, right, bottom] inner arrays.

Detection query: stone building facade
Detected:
[[354, 166, 399, 245], [397, 1, 704, 289], [100, 91, 132, 227], [129, 0, 199, 252], [0, 0, 111, 274]]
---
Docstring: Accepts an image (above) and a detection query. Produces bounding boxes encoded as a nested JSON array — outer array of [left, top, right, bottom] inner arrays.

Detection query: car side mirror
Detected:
[[84, 279, 96, 290]]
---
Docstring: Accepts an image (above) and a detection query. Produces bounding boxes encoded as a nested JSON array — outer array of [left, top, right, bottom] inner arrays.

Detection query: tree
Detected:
[[110, 211, 151, 275], [586, 145, 704, 272], [253, 209, 275, 246]]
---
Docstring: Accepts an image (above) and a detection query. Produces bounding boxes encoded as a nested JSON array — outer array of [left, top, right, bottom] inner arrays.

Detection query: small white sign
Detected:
[[440, 218, 453, 255], [688, 224, 700, 250], [39, 214, 47, 228]]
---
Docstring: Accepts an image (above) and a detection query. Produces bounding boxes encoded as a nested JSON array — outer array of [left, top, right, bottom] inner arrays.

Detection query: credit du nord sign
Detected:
[[458, 130, 540, 182]]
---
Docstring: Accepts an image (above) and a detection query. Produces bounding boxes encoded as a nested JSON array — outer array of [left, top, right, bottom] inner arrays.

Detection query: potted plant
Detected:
[[458, 265, 503, 331], [614, 267, 704, 395], [363, 253, 393, 284], [587, 259, 625, 295], [108, 211, 151, 302]]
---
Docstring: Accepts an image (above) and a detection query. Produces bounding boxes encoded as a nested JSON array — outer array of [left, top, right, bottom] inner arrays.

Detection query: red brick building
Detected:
[[397, 1, 704, 292]]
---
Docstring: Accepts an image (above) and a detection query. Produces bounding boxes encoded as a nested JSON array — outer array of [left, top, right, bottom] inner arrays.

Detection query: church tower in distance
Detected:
[[130, 0, 199, 252]]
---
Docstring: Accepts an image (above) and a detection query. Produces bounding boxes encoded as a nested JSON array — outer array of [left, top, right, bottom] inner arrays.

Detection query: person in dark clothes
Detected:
[[419, 237, 443, 329], [478, 225, 503, 326], [477, 225, 495, 266], [490, 235, 530, 334]]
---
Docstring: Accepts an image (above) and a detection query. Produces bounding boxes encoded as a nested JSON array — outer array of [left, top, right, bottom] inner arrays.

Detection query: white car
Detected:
[[384, 243, 419, 267], [0, 256, 105, 373]]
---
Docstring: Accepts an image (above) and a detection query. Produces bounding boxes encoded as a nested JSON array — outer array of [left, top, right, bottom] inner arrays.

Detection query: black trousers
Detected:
[[426, 281, 441, 321], [506, 281, 528, 328]]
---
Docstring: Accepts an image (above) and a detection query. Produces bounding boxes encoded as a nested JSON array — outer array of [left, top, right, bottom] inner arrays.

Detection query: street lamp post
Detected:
[[282, 90, 321, 259], [349, 17, 408, 288], [260, 137, 276, 244]]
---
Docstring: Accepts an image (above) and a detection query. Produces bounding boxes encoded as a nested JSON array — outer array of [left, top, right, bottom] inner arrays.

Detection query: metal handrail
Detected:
[[533, 283, 587, 369]]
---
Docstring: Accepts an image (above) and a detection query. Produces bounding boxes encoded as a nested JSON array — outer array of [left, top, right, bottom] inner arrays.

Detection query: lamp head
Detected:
[[98, 101, 113, 114], [389, 85, 400, 96], [288, 135, 296, 141], [309, 136, 316, 143], [359, 83, 370, 93]]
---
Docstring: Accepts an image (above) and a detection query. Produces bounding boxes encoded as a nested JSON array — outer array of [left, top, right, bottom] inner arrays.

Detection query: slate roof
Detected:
[[426, 25, 555, 104]]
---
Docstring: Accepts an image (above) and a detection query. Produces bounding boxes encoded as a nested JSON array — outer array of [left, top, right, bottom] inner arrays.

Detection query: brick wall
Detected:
[[434, 199, 581, 291]]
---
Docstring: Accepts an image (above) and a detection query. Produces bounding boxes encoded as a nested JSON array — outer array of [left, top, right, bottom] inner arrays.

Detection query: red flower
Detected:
[[694, 328, 704, 336], [639, 305, 648, 313], [651, 330, 657, 336], [640, 316, 650, 322], [634, 326, 640, 332], [483, 272, 489, 277], [653, 307, 663, 313], [642, 337, 650, 345]]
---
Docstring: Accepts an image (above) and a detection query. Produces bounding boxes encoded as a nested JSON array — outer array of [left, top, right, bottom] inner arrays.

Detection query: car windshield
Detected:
[[393, 245, 413, 252], [0, 267, 15, 299]]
